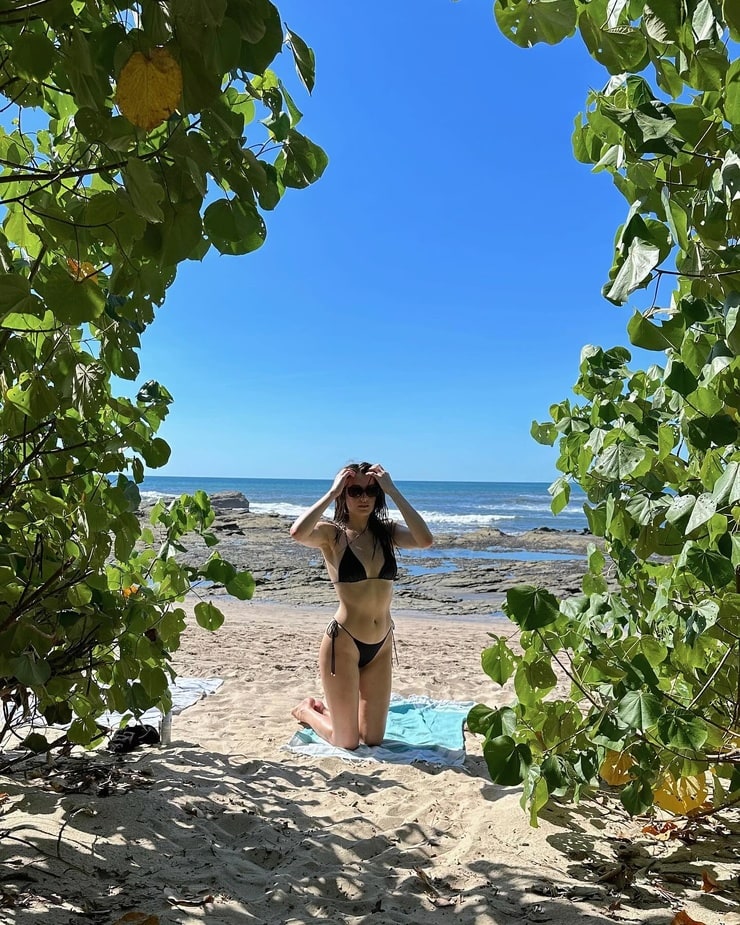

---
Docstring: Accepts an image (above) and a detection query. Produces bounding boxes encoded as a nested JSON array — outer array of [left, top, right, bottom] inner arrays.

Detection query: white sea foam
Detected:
[[404, 510, 515, 526], [249, 501, 311, 518], [140, 490, 177, 503], [249, 502, 515, 530]]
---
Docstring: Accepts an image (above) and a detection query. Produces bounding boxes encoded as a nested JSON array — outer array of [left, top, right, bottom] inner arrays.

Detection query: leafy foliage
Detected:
[[476, 0, 740, 823], [0, 0, 323, 755]]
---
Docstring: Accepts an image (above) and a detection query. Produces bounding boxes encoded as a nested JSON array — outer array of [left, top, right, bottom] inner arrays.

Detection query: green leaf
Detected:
[[548, 475, 570, 514], [685, 492, 717, 533], [541, 754, 570, 797], [644, 0, 682, 43], [202, 556, 237, 585], [725, 59, 740, 125], [593, 443, 648, 480], [724, 0, 740, 40], [620, 778, 653, 815], [587, 543, 605, 574], [481, 637, 517, 685], [656, 711, 708, 750], [532, 420, 557, 446], [627, 311, 671, 351], [280, 131, 328, 189], [665, 494, 695, 525], [684, 546, 735, 588], [712, 461, 740, 505], [21, 732, 51, 753], [626, 492, 667, 525], [1, 309, 55, 332], [467, 704, 517, 737], [10, 33, 57, 81], [639, 636, 667, 666], [726, 295, 740, 356], [482, 734, 532, 786], [122, 157, 165, 224], [39, 273, 105, 324], [579, 14, 647, 73], [467, 704, 498, 735], [286, 27, 315, 93], [604, 236, 661, 304], [524, 769, 550, 827], [194, 601, 225, 631], [515, 656, 558, 704], [665, 358, 699, 396], [617, 690, 662, 730], [494, 0, 577, 47], [0, 273, 44, 318], [225, 571, 255, 600], [9, 653, 51, 686], [141, 437, 171, 468], [204, 198, 266, 255], [686, 414, 738, 450], [504, 585, 560, 630], [238, 0, 283, 74], [623, 652, 660, 691]]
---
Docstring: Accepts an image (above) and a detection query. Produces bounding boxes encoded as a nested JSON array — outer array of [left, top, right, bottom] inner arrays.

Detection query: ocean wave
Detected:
[[140, 491, 583, 533], [250, 503, 517, 529], [140, 490, 178, 503], [249, 501, 312, 518], [410, 510, 515, 526], [472, 501, 583, 513]]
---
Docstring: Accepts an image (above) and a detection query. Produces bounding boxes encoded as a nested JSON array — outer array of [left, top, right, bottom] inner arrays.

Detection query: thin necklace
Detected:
[[345, 524, 368, 544]]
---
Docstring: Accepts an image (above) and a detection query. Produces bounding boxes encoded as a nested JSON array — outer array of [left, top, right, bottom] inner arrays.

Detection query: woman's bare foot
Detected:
[[291, 697, 324, 725]]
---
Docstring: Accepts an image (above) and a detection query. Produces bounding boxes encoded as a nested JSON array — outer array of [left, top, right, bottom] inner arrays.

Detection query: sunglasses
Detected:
[[346, 484, 380, 498]]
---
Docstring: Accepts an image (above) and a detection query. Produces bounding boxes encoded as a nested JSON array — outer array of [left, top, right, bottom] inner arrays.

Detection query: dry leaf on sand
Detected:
[[700, 870, 722, 894], [671, 911, 707, 925]]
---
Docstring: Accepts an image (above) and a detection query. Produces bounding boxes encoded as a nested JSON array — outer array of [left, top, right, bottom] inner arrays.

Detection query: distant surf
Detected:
[[140, 477, 588, 535]]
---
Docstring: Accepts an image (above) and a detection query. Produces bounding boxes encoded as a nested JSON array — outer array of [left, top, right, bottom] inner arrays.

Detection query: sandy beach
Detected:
[[1, 511, 738, 924]]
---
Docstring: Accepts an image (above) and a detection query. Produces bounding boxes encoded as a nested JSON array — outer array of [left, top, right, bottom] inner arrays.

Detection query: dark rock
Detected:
[[209, 491, 250, 512]]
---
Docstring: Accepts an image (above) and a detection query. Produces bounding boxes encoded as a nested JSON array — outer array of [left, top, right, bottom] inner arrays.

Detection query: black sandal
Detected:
[[108, 723, 160, 754]]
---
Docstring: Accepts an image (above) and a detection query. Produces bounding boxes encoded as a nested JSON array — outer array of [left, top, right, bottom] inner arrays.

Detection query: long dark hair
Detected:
[[333, 461, 396, 556]]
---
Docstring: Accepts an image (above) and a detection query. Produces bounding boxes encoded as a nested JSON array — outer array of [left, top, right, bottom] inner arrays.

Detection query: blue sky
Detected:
[[140, 0, 651, 483]]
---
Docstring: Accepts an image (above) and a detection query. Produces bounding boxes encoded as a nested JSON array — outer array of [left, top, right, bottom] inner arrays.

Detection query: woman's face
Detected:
[[344, 473, 378, 514]]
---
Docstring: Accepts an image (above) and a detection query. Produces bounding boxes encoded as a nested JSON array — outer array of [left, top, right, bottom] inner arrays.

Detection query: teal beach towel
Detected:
[[284, 694, 474, 766]]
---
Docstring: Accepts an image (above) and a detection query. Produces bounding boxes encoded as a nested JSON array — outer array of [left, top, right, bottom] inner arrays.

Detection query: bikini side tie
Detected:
[[326, 619, 340, 675]]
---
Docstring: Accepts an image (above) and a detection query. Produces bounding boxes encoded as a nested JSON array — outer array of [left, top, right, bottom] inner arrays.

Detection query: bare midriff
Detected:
[[331, 579, 394, 642]]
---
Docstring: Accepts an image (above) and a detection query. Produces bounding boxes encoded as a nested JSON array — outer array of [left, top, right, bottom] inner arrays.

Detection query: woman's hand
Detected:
[[329, 467, 354, 499], [367, 463, 395, 494]]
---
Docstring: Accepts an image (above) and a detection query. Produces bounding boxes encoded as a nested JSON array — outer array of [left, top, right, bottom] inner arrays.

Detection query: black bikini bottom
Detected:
[[326, 620, 396, 675]]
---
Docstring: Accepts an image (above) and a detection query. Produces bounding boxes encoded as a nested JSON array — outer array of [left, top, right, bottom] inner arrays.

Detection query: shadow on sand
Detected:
[[1, 743, 735, 924]]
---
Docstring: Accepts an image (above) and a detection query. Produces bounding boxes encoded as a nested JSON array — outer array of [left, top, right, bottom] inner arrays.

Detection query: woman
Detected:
[[290, 462, 433, 749]]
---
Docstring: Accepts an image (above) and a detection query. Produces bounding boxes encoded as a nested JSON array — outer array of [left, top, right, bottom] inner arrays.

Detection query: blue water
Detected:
[[140, 476, 587, 535]]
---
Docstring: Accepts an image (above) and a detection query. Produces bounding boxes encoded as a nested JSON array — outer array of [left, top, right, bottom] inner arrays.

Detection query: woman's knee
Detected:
[[360, 724, 384, 747], [332, 733, 360, 750]]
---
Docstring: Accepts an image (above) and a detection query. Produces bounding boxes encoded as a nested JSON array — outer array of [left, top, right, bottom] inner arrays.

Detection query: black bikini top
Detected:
[[335, 529, 398, 583]]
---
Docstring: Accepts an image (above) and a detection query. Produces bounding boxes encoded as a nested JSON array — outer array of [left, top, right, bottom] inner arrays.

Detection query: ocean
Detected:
[[140, 476, 588, 535]]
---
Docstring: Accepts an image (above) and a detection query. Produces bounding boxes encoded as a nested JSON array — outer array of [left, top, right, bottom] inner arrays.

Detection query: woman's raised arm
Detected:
[[367, 464, 433, 549], [289, 467, 353, 547]]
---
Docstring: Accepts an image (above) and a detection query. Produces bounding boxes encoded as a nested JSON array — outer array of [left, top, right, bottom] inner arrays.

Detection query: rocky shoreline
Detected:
[[148, 493, 600, 618]]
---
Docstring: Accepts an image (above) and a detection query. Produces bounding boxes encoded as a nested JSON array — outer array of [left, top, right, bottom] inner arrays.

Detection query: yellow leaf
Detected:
[[654, 773, 708, 815], [599, 749, 634, 786], [66, 258, 98, 282], [116, 48, 182, 132]]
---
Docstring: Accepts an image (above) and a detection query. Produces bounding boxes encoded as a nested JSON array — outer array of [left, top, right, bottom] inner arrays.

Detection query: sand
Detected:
[[1, 518, 738, 924]]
